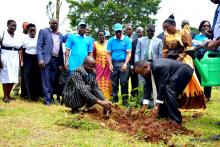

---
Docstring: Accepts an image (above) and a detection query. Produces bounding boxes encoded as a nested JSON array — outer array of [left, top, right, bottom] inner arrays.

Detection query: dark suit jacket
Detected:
[[37, 28, 64, 66], [143, 58, 194, 102], [130, 37, 138, 66]]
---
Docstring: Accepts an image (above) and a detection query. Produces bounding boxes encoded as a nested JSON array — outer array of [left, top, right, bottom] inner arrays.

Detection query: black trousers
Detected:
[[41, 57, 59, 104], [111, 61, 130, 104], [158, 65, 193, 124], [23, 53, 42, 100]]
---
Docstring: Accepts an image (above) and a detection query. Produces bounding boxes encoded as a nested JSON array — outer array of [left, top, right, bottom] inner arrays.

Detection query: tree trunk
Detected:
[[56, 0, 60, 22]]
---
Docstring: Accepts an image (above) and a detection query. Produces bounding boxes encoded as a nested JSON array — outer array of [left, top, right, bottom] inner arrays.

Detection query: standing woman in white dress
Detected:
[[0, 20, 23, 103]]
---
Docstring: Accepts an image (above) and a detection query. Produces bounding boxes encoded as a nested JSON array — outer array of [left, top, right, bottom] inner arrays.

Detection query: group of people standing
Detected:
[[1, 0, 220, 126]]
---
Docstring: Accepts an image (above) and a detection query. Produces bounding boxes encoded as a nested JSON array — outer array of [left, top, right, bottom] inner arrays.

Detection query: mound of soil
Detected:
[[85, 105, 195, 143]]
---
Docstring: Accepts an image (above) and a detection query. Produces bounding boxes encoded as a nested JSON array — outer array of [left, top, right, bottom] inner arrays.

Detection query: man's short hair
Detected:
[[136, 26, 143, 32], [134, 60, 147, 68]]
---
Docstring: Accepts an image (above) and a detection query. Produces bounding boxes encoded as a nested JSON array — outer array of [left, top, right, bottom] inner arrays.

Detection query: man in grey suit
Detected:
[[37, 19, 64, 106], [135, 24, 163, 98], [135, 24, 163, 62]]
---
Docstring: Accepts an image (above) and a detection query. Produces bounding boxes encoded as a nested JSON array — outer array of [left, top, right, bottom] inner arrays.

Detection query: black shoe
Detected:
[[20, 93, 27, 98], [214, 122, 220, 125], [44, 101, 50, 106], [210, 135, 220, 141], [71, 107, 81, 114]]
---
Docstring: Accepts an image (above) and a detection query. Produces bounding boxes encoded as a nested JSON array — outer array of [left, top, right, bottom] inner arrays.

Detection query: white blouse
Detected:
[[22, 35, 38, 55], [0, 31, 23, 50]]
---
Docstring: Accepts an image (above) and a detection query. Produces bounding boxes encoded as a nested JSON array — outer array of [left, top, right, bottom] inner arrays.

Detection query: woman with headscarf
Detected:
[[162, 17, 206, 109], [92, 30, 112, 100], [193, 20, 213, 101], [0, 20, 23, 103]]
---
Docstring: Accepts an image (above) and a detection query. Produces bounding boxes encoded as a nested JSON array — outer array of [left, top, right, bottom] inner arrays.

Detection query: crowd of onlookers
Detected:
[[0, 0, 219, 122], [0, 17, 213, 104]]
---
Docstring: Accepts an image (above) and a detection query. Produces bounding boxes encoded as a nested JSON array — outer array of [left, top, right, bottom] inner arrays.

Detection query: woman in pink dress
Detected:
[[93, 30, 112, 100]]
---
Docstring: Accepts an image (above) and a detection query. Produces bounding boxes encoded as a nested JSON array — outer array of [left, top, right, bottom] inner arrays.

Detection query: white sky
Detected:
[[0, 0, 218, 35]]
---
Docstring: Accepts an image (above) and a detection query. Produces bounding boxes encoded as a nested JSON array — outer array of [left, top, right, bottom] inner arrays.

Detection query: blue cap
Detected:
[[78, 21, 87, 27], [105, 31, 110, 37], [113, 23, 123, 31]]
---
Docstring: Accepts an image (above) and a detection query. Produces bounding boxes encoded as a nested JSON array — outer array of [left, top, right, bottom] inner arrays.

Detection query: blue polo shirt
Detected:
[[65, 34, 93, 71], [107, 35, 131, 61]]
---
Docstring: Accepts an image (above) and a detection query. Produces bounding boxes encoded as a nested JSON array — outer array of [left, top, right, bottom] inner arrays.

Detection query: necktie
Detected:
[[151, 71, 157, 106]]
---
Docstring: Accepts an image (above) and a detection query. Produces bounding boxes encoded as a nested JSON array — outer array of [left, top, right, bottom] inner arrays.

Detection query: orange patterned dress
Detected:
[[163, 25, 206, 109], [93, 41, 112, 100]]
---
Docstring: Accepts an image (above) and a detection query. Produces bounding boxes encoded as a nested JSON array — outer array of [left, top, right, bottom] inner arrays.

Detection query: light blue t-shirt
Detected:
[[107, 35, 131, 61], [65, 34, 93, 71], [193, 34, 208, 50]]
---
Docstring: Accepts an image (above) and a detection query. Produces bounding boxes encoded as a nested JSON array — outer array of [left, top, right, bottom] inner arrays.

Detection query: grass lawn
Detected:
[[0, 87, 220, 146]]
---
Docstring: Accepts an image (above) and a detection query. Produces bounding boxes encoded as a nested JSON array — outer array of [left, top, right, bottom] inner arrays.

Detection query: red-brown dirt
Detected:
[[85, 105, 196, 143]]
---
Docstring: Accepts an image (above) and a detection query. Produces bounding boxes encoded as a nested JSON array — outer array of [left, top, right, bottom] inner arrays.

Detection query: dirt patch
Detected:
[[84, 105, 196, 144]]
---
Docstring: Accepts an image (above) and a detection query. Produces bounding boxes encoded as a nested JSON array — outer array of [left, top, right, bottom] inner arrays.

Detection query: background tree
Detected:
[[190, 26, 199, 34], [66, 0, 161, 36], [46, 0, 63, 23]]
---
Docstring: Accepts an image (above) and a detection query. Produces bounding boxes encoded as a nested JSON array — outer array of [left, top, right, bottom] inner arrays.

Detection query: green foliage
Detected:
[[190, 27, 199, 34], [66, 0, 161, 36], [129, 86, 144, 108], [56, 116, 99, 130], [46, 1, 55, 20]]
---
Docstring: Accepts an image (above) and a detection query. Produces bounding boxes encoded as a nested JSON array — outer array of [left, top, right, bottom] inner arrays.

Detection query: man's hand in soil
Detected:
[[97, 99, 112, 111], [134, 104, 147, 118], [149, 104, 160, 119]]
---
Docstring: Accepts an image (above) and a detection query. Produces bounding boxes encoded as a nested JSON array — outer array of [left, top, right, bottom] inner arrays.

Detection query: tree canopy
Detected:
[[66, 0, 161, 35]]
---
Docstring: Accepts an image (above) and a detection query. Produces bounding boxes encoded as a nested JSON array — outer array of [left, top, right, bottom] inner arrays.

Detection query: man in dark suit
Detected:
[[37, 19, 64, 106], [134, 59, 194, 124]]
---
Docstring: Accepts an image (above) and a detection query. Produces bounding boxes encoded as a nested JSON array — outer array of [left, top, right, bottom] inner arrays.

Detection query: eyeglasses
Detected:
[[115, 30, 122, 34]]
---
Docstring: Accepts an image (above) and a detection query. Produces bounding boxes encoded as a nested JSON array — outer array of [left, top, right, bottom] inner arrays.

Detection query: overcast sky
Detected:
[[0, 0, 218, 35]]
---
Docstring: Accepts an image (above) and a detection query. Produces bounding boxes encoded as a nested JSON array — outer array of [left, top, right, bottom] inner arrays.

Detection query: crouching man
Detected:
[[134, 59, 194, 124], [62, 56, 112, 115]]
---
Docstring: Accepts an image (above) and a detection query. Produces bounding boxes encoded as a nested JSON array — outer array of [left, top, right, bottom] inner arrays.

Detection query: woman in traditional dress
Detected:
[[193, 20, 213, 101], [93, 30, 112, 100], [22, 23, 42, 101], [162, 18, 206, 109], [0, 20, 23, 103]]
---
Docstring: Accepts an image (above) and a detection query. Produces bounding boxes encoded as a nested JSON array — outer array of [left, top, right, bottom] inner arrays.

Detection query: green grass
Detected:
[[0, 88, 220, 146]]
